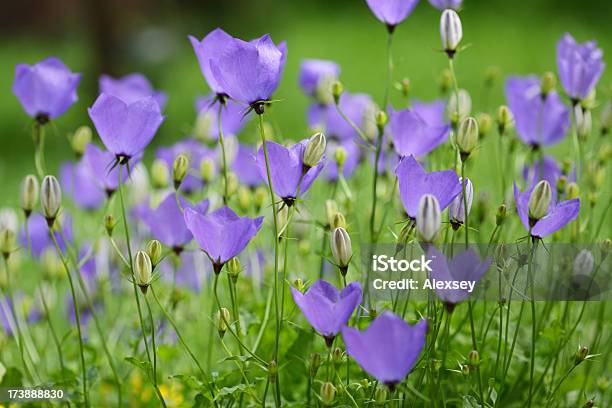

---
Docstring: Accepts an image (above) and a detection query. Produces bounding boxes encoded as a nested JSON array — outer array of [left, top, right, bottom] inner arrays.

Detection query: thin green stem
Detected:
[[217, 103, 230, 205], [461, 161, 469, 246], [527, 235, 538, 408], [33, 122, 46, 178], [468, 301, 485, 405], [37, 284, 65, 374]]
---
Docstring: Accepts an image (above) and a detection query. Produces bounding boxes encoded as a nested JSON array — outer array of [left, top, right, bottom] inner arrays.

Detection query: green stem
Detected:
[[37, 284, 65, 374], [227, 273, 244, 355], [217, 103, 230, 205], [33, 122, 46, 178], [460, 161, 469, 246], [382, 30, 394, 110], [468, 301, 484, 405], [527, 235, 538, 408]]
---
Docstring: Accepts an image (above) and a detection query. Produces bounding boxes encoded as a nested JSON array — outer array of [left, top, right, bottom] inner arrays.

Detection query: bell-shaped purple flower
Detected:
[[195, 94, 250, 138], [256, 139, 325, 204], [210, 34, 287, 108], [448, 177, 473, 226], [365, 0, 420, 29], [389, 100, 450, 157], [82, 144, 131, 195], [308, 92, 376, 141], [19, 213, 73, 258], [88, 93, 165, 159], [60, 161, 105, 210], [428, 0, 462, 10], [139, 192, 209, 251], [99, 73, 167, 109], [184, 206, 263, 271], [428, 247, 491, 306], [12, 57, 81, 122], [189, 28, 234, 95], [505, 76, 570, 147], [396, 155, 461, 218], [299, 59, 341, 98], [342, 312, 427, 385], [522, 155, 575, 203], [291, 280, 362, 346], [514, 183, 580, 238], [556, 33, 605, 101], [232, 144, 261, 188], [157, 138, 214, 194]]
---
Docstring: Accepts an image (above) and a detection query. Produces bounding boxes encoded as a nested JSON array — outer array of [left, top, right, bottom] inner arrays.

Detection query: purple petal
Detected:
[[365, 0, 419, 26], [532, 198, 580, 238], [99, 73, 167, 108], [189, 28, 234, 94]]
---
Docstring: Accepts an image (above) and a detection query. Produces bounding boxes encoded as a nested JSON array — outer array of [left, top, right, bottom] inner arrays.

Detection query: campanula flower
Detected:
[[184, 206, 263, 272], [556, 33, 605, 101], [448, 177, 473, 227], [396, 155, 461, 218], [342, 312, 427, 386], [60, 161, 105, 210], [156, 139, 215, 194], [88, 93, 165, 160], [299, 59, 341, 103], [82, 144, 131, 195], [19, 213, 73, 258], [189, 28, 234, 95], [232, 144, 261, 187], [365, 0, 420, 30], [389, 100, 450, 157], [505, 76, 570, 147], [308, 92, 376, 141], [12, 57, 81, 123], [256, 139, 325, 205], [99, 73, 167, 108], [514, 182, 580, 238], [195, 94, 250, 139], [522, 155, 575, 195], [210, 34, 287, 110], [291, 280, 362, 346], [428, 0, 462, 10]]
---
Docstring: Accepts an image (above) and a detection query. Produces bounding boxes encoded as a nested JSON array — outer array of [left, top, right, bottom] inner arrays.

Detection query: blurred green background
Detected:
[[0, 0, 610, 202]]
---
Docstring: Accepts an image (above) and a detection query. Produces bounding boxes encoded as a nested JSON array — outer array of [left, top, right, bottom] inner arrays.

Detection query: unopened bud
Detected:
[[496, 204, 507, 226], [20, 175, 38, 216], [439, 69, 453, 94], [320, 382, 336, 407], [309, 353, 321, 377], [71, 126, 92, 157], [40, 175, 61, 226], [566, 182, 580, 200], [374, 386, 388, 406], [151, 159, 170, 189], [216, 308, 231, 338], [331, 81, 343, 104], [227, 257, 241, 280], [375, 111, 388, 132], [334, 146, 347, 168], [331, 227, 352, 273], [528, 180, 552, 223], [461, 364, 470, 376], [104, 214, 116, 236], [0, 228, 16, 259], [332, 347, 343, 368], [200, 158, 215, 183], [254, 187, 267, 209], [575, 345, 589, 364], [449, 177, 473, 226], [293, 278, 305, 292], [398, 78, 411, 98], [477, 113, 493, 138], [173, 154, 189, 189], [237, 187, 252, 211], [325, 199, 338, 228], [134, 251, 152, 293], [496, 105, 514, 135], [581, 89, 596, 110], [449, 89, 472, 125], [146, 240, 163, 267], [574, 106, 592, 140], [468, 350, 480, 366], [268, 360, 278, 381], [417, 194, 441, 243], [457, 117, 479, 158], [540, 72, 557, 97], [601, 238, 612, 254], [332, 213, 346, 230], [226, 172, 238, 198], [556, 175, 567, 196], [440, 9, 463, 57], [303, 132, 326, 169]]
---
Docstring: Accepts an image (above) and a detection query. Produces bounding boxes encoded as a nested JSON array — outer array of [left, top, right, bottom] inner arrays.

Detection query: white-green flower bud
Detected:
[[374, 386, 388, 406], [20, 175, 38, 216], [151, 159, 170, 189], [417, 194, 441, 243], [528, 180, 552, 223], [439, 69, 453, 94], [581, 89, 597, 110], [71, 126, 92, 157], [173, 154, 189, 189], [0, 228, 16, 259], [477, 113, 493, 138], [134, 251, 153, 293], [40, 175, 61, 226], [104, 214, 117, 236], [0, 209, 17, 236], [227, 257, 242, 281], [574, 105, 592, 140], [194, 111, 213, 141], [331, 81, 344, 105], [237, 186, 252, 211], [331, 227, 352, 273], [440, 9, 462, 57], [320, 382, 336, 407], [448, 89, 472, 125], [332, 213, 346, 230], [457, 117, 479, 158], [375, 110, 388, 132], [216, 307, 231, 338], [146, 239, 163, 267], [325, 200, 338, 228], [334, 146, 347, 169], [315, 75, 336, 105], [540, 72, 557, 96], [254, 187, 267, 209], [303, 132, 326, 169], [566, 182, 580, 200], [496, 105, 514, 135], [200, 158, 215, 183]]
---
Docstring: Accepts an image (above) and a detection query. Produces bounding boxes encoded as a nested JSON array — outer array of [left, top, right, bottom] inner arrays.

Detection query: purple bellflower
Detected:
[[82, 144, 131, 195], [189, 28, 234, 96], [522, 155, 575, 202], [365, 0, 420, 31], [514, 183, 580, 239], [60, 161, 105, 210], [99, 73, 167, 109], [299, 59, 341, 99], [89, 93, 165, 162], [12, 57, 81, 123], [157, 139, 215, 194], [256, 139, 325, 206], [342, 312, 427, 386], [389, 100, 450, 157], [428, 0, 461, 10], [19, 213, 73, 258], [184, 206, 263, 273], [556, 33, 605, 102], [232, 144, 262, 188], [396, 155, 461, 218], [505, 76, 570, 147], [195, 94, 250, 139], [291, 280, 362, 346]]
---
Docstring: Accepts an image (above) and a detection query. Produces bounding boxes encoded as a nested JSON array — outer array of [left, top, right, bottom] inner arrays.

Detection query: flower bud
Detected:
[[574, 105, 592, 140], [151, 159, 170, 189], [331, 81, 343, 104], [194, 111, 213, 141], [600, 101, 612, 135], [227, 257, 242, 281], [320, 382, 336, 407], [448, 89, 472, 125], [40, 175, 61, 226], [374, 386, 388, 406], [200, 158, 215, 183], [461, 363, 470, 376], [226, 172, 239, 198], [104, 214, 116, 236], [332, 213, 346, 230], [325, 200, 338, 228], [254, 187, 267, 209], [417, 194, 441, 243], [457, 117, 479, 159], [0, 228, 16, 259], [540, 71, 557, 97], [375, 110, 388, 132], [70, 126, 92, 157], [173, 154, 189, 189], [449, 177, 473, 227], [601, 238, 612, 255], [134, 251, 152, 293], [581, 89, 596, 110], [268, 360, 278, 381], [468, 350, 480, 367], [439, 69, 453, 94], [20, 175, 38, 216], [293, 278, 305, 292], [496, 204, 507, 226], [332, 347, 343, 368], [440, 9, 463, 57], [556, 175, 567, 196], [237, 186, 252, 212], [309, 352, 321, 377], [331, 227, 352, 274], [398, 77, 411, 98], [566, 182, 580, 200], [216, 307, 231, 338], [303, 132, 326, 169], [146, 239, 163, 268], [477, 113, 493, 138], [528, 180, 552, 223], [573, 249, 594, 276], [575, 345, 589, 364], [496, 105, 514, 135]]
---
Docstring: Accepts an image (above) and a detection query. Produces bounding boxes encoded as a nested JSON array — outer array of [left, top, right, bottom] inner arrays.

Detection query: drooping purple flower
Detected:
[[389, 100, 450, 157], [308, 93, 376, 142], [514, 183, 580, 238], [505, 76, 570, 147], [324, 139, 361, 181], [139, 192, 209, 251], [291, 280, 362, 346], [184, 206, 263, 271], [396, 155, 461, 218], [189, 28, 234, 95], [210, 34, 287, 107], [12, 57, 81, 122], [19, 213, 73, 258], [299, 59, 341, 99], [99, 73, 167, 109], [88, 93, 165, 160], [256, 139, 325, 204], [427, 0, 461, 10], [365, 0, 420, 29], [428, 247, 491, 306], [195, 94, 250, 139], [342, 312, 427, 385], [82, 144, 131, 195], [60, 161, 105, 210], [232, 144, 261, 188], [156, 138, 215, 194], [556, 33, 605, 101]]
